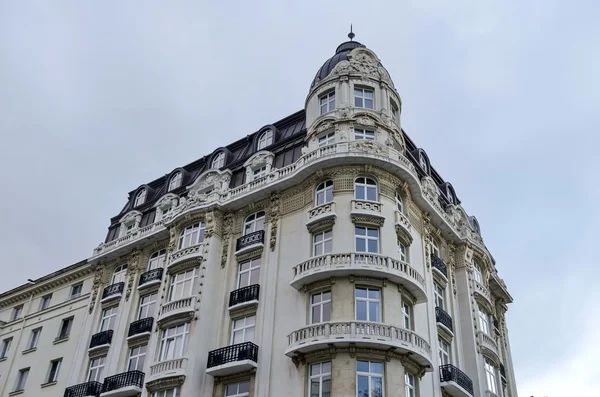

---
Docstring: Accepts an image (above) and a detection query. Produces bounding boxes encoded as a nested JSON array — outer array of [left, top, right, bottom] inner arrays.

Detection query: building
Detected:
[[0, 34, 517, 397]]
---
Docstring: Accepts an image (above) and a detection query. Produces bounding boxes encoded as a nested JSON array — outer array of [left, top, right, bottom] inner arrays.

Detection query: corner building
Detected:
[[0, 37, 518, 397]]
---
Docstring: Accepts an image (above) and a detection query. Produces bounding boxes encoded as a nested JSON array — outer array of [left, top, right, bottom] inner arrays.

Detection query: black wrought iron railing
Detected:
[[139, 267, 164, 286], [435, 306, 453, 332], [63, 381, 102, 397], [89, 330, 113, 349], [128, 317, 153, 337], [430, 254, 447, 277], [229, 284, 260, 307], [102, 282, 124, 299], [207, 342, 259, 368], [236, 230, 265, 251], [101, 370, 144, 393], [440, 364, 474, 396]]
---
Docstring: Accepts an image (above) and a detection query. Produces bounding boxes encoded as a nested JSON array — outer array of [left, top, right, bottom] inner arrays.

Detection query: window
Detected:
[[355, 287, 381, 322], [226, 381, 250, 397], [355, 226, 379, 254], [178, 222, 206, 249], [128, 344, 147, 372], [253, 166, 267, 179], [100, 306, 118, 332], [354, 128, 375, 141], [397, 241, 407, 262], [12, 305, 23, 321], [354, 177, 377, 201], [311, 291, 331, 324], [169, 172, 182, 191], [168, 268, 198, 301], [47, 358, 62, 383], [159, 323, 190, 361], [70, 283, 83, 299], [40, 294, 52, 311], [433, 282, 445, 310], [28, 328, 42, 350], [429, 240, 440, 258], [134, 190, 146, 207], [485, 359, 498, 394], [138, 292, 158, 320], [257, 130, 273, 150], [402, 302, 412, 330], [354, 87, 374, 109], [148, 249, 166, 270], [395, 191, 404, 213], [0, 337, 12, 358], [309, 361, 331, 397], [212, 152, 225, 169], [419, 153, 427, 172], [111, 264, 127, 284], [57, 317, 73, 340], [14, 368, 29, 391], [231, 315, 255, 344], [237, 259, 261, 288], [404, 372, 416, 397], [315, 180, 334, 205], [88, 356, 106, 382], [152, 388, 180, 397], [318, 132, 335, 147], [390, 99, 399, 123], [473, 262, 483, 284], [479, 307, 490, 335], [439, 338, 451, 365], [356, 360, 383, 397], [320, 91, 336, 114], [313, 230, 333, 256], [244, 212, 265, 235]]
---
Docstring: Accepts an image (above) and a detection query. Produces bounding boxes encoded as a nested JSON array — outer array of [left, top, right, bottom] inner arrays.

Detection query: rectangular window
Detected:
[[169, 268, 199, 301], [57, 317, 73, 340], [433, 282, 445, 310], [225, 381, 250, 396], [404, 372, 416, 397], [390, 99, 399, 123], [47, 358, 62, 383], [147, 250, 166, 270], [237, 259, 261, 288], [310, 291, 331, 324], [253, 166, 267, 179], [318, 132, 335, 147], [354, 88, 374, 109], [159, 323, 190, 361], [355, 226, 379, 254], [152, 388, 180, 397], [12, 305, 23, 321], [354, 129, 375, 140], [479, 307, 490, 335], [0, 337, 12, 358], [309, 361, 331, 397], [313, 230, 333, 256], [231, 315, 255, 344], [438, 338, 451, 366], [356, 360, 383, 397], [473, 262, 483, 284], [88, 356, 106, 382], [40, 294, 52, 311], [429, 241, 440, 258], [14, 368, 29, 391], [355, 287, 381, 322], [70, 283, 83, 299], [402, 302, 412, 330], [138, 292, 158, 320], [28, 328, 42, 350], [100, 306, 118, 332], [320, 91, 335, 114], [485, 359, 497, 394], [178, 222, 206, 249], [128, 344, 147, 372], [397, 241, 407, 262]]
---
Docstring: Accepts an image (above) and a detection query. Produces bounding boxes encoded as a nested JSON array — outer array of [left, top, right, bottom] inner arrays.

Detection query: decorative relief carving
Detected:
[[125, 249, 142, 301], [145, 375, 186, 392], [349, 140, 389, 156], [89, 265, 105, 314], [314, 120, 335, 135], [268, 191, 280, 251], [306, 217, 336, 234], [350, 213, 385, 227], [221, 213, 234, 268], [330, 48, 395, 88], [421, 176, 440, 202]]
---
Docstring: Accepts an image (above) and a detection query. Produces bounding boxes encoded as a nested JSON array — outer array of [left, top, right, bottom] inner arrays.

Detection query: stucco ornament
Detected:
[[421, 176, 440, 202], [349, 140, 388, 156], [337, 102, 352, 118], [243, 151, 275, 181], [354, 114, 377, 127], [331, 48, 395, 88], [314, 120, 334, 135]]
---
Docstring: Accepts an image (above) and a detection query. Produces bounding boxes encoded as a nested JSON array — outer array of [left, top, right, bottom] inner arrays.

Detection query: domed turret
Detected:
[[311, 41, 366, 88]]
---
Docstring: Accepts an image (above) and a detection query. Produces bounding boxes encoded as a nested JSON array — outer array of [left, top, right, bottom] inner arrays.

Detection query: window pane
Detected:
[[367, 228, 378, 238], [356, 301, 367, 321], [372, 376, 383, 397], [356, 238, 366, 252], [357, 375, 369, 397], [368, 289, 380, 299], [369, 302, 380, 321], [324, 239, 332, 254], [312, 306, 321, 323], [239, 381, 250, 393], [367, 239, 378, 253], [355, 288, 367, 298], [322, 302, 331, 322]]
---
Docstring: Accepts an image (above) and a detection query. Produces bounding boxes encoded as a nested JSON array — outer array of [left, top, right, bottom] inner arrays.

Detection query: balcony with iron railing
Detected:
[[89, 330, 113, 351], [431, 254, 448, 278], [100, 370, 144, 397], [127, 317, 153, 341], [101, 282, 124, 303], [138, 268, 163, 289], [64, 381, 102, 397], [206, 342, 259, 377], [435, 306, 454, 334], [235, 230, 265, 256], [229, 284, 260, 311], [439, 364, 474, 397]]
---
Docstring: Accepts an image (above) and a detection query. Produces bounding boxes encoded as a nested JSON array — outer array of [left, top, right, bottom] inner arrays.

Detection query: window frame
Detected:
[[312, 230, 333, 257], [402, 301, 412, 330], [356, 360, 384, 397], [0, 337, 12, 358], [28, 327, 42, 350], [354, 226, 380, 254], [485, 358, 498, 394], [14, 367, 30, 392], [127, 344, 147, 372], [111, 264, 127, 284], [390, 99, 400, 123], [168, 268, 199, 301], [257, 130, 273, 150], [178, 222, 206, 250], [237, 258, 261, 288], [354, 177, 378, 201], [70, 283, 83, 299], [434, 282, 445, 310], [159, 323, 190, 361], [395, 191, 404, 213], [47, 358, 62, 383], [40, 294, 52, 311], [243, 211, 266, 235], [212, 152, 225, 169], [419, 153, 428, 172], [354, 128, 376, 141], [319, 91, 336, 114], [310, 291, 331, 324], [147, 249, 166, 270], [225, 381, 251, 397], [438, 337, 451, 366], [315, 180, 334, 206], [479, 307, 490, 335], [309, 361, 331, 397], [152, 389, 180, 397], [355, 287, 381, 322], [397, 241, 407, 262], [354, 87, 374, 109], [57, 317, 73, 340], [87, 356, 106, 382], [134, 190, 146, 207], [404, 372, 416, 397], [231, 315, 256, 345], [168, 172, 182, 191], [138, 292, 158, 320], [100, 306, 118, 332], [318, 132, 335, 147], [12, 305, 23, 321], [473, 262, 483, 284]]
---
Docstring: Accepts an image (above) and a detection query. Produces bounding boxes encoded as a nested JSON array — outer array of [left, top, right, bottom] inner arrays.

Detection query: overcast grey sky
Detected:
[[1, 1, 598, 395]]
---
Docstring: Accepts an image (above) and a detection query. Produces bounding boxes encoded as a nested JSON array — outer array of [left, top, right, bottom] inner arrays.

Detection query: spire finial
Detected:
[[348, 24, 355, 41]]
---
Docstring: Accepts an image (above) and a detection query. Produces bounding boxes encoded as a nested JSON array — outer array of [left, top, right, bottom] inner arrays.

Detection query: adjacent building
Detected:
[[0, 35, 517, 397]]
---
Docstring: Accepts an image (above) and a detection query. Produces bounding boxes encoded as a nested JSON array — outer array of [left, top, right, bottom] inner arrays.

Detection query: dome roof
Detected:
[[311, 41, 365, 88]]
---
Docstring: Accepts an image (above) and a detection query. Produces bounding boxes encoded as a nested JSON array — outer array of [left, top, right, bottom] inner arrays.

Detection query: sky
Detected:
[[0, 1, 598, 395]]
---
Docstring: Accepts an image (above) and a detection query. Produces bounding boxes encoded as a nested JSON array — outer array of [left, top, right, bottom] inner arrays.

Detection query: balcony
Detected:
[[168, 244, 203, 273], [435, 307, 453, 335], [229, 284, 260, 312], [394, 211, 413, 244], [101, 282, 124, 303], [100, 371, 144, 397], [477, 331, 501, 363], [306, 202, 336, 232], [235, 230, 265, 256], [89, 330, 113, 352], [127, 317, 153, 341], [138, 268, 163, 290], [489, 271, 513, 303], [148, 357, 188, 383], [431, 255, 447, 279], [350, 200, 385, 226], [286, 321, 433, 369], [93, 220, 167, 260], [206, 342, 259, 377], [473, 281, 492, 306], [157, 296, 195, 326], [64, 381, 103, 397], [291, 253, 427, 303], [440, 364, 474, 397]]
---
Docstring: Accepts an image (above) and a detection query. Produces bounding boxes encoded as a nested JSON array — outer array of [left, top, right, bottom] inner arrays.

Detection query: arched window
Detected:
[[147, 249, 166, 270], [447, 192, 454, 204], [473, 262, 483, 284], [419, 153, 428, 173], [257, 130, 273, 150], [178, 222, 206, 250], [315, 180, 333, 205], [168, 172, 182, 191], [212, 152, 225, 169], [244, 211, 265, 235], [112, 264, 127, 284], [134, 190, 146, 207], [395, 191, 404, 213], [354, 177, 377, 201]]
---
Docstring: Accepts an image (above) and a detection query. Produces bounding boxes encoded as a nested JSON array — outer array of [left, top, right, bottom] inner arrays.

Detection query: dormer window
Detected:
[[168, 172, 182, 191], [354, 129, 375, 141], [253, 166, 267, 179], [419, 153, 428, 172], [212, 152, 225, 169], [319, 91, 335, 114], [354, 87, 374, 109], [257, 130, 273, 150], [134, 190, 146, 207], [447, 191, 454, 204]]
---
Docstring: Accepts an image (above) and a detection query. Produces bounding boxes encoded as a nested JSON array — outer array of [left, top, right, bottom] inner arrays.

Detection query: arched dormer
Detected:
[[166, 167, 190, 192], [208, 147, 233, 170], [130, 185, 155, 209], [187, 168, 232, 197], [154, 193, 179, 221], [440, 182, 459, 206], [243, 150, 275, 182], [254, 125, 278, 151], [469, 216, 481, 235], [119, 210, 143, 237], [410, 149, 430, 175]]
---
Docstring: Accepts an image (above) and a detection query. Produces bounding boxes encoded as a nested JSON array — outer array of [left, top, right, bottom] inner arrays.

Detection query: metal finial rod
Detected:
[[348, 24, 355, 41]]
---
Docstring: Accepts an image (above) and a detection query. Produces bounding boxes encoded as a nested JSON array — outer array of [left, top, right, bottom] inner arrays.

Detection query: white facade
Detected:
[[0, 38, 517, 397]]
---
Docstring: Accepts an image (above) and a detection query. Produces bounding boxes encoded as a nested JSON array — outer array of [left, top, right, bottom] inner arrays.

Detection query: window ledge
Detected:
[[9, 390, 24, 396], [41, 381, 57, 388], [22, 347, 37, 355], [53, 337, 69, 345]]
